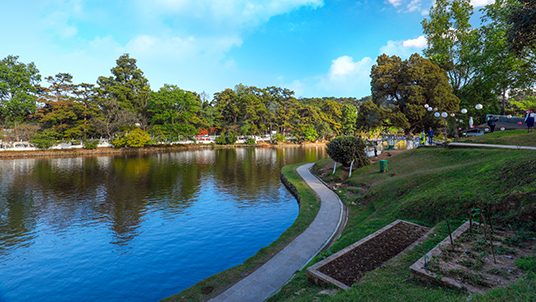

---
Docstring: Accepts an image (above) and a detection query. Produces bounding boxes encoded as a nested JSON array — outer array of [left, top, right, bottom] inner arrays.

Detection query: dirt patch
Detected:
[[317, 221, 428, 287], [426, 224, 535, 293]]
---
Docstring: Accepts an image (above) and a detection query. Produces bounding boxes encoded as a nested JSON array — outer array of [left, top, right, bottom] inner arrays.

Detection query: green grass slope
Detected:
[[270, 148, 536, 302], [459, 130, 536, 147]]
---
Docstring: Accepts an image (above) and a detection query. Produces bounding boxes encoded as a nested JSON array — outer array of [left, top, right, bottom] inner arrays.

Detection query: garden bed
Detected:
[[307, 220, 429, 289], [410, 221, 535, 293]]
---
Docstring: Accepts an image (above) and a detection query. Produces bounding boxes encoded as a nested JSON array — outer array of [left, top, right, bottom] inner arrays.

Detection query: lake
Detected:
[[0, 146, 325, 302]]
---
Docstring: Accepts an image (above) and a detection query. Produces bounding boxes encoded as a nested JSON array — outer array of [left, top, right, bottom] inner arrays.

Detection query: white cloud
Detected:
[[289, 34, 428, 97], [137, 0, 324, 31], [471, 0, 495, 7], [402, 35, 427, 48], [380, 35, 427, 57], [387, 0, 403, 7], [287, 56, 374, 98]]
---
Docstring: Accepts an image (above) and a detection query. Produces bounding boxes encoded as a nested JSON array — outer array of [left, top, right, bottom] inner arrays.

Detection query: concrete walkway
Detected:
[[210, 163, 344, 302], [448, 142, 536, 151]]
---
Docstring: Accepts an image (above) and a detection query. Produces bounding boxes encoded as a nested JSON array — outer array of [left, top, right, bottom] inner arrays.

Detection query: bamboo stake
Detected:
[[348, 159, 355, 178], [332, 161, 337, 175], [481, 212, 497, 264], [446, 218, 454, 247]]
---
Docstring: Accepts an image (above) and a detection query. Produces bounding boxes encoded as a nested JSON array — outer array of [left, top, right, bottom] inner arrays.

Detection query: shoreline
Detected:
[[0, 142, 326, 160], [165, 163, 323, 302]]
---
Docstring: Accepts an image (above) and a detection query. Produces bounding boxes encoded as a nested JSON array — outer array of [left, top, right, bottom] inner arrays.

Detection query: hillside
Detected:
[[270, 148, 536, 301]]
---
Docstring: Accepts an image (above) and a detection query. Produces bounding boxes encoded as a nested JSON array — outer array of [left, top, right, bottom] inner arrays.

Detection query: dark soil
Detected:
[[319, 221, 428, 286]]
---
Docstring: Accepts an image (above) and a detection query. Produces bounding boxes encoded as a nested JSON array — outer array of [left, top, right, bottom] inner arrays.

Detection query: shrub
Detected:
[[303, 125, 319, 142], [215, 131, 238, 145], [83, 139, 99, 150], [111, 136, 126, 148], [272, 133, 286, 144], [246, 137, 256, 145], [112, 128, 151, 148], [327, 136, 369, 168], [30, 131, 59, 149]]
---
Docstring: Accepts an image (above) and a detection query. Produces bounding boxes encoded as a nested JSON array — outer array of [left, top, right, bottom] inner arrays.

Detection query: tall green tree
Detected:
[[371, 53, 460, 134], [96, 54, 151, 135], [36, 74, 101, 140], [508, 0, 536, 56], [422, 0, 480, 96], [148, 84, 202, 141], [0, 55, 41, 126], [479, 0, 535, 114]]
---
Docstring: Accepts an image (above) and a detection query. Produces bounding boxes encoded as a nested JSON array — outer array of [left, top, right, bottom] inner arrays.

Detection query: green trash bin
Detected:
[[379, 160, 388, 173]]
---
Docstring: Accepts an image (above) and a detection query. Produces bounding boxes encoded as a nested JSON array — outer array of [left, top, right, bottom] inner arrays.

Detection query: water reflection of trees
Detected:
[[0, 146, 325, 250]]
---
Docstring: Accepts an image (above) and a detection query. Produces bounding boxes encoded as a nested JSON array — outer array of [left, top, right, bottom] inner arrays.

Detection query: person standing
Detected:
[[420, 131, 426, 146], [525, 110, 535, 133], [427, 127, 434, 145], [487, 115, 498, 133]]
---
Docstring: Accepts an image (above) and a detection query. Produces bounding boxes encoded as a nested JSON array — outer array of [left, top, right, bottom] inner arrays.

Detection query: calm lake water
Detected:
[[0, 146, 325, 302]]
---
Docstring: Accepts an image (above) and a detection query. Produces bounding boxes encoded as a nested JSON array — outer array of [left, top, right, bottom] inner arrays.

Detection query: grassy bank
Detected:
[[458, 129, 536, 147], [270, 148, 536, 301], [164, 163, 321, 302]]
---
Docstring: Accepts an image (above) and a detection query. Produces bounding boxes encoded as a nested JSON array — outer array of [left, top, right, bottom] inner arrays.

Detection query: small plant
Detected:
[[215, 131, 237, 145], [83, 139, 99, 150], [326, 136, 369, 168], [272, 133, 286, 144], [245, 137, 256, 145], [112, 128, 151, 148]]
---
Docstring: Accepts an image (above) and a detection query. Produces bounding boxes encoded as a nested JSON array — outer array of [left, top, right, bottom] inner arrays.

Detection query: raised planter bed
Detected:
[[307, 220, 429, 289], [410, 221, 535, 294]]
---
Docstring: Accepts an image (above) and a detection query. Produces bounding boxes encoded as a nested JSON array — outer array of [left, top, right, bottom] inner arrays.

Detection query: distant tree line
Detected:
[[0, 54, 370, 147]]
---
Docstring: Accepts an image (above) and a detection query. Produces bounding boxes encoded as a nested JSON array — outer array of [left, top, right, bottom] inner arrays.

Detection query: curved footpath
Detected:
[[448, 142, 536, 150], [210, 163, 344, 302]]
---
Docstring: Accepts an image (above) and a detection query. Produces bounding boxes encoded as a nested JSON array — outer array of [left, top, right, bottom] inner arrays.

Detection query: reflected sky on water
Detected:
[[0, 146, 325, 302]]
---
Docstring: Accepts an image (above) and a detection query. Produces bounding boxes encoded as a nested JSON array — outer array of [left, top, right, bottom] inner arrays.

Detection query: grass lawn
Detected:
[[269, 148, 536, 302], [164, 163, 321, 302], [458, 129, 536, 147]]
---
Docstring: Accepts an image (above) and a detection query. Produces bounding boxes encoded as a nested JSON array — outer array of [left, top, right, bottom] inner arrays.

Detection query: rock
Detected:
[[318, 289, 338, 296]]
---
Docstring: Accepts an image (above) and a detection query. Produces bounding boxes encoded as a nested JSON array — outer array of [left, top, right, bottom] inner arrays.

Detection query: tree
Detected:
[[0, 55, 41, 126], [36, 74, 101, 140], [371, 53, 460, 134], [508, 0, 536, 55], [148, 84, 202, 141], [356, 100, 385, 132], [423, 0, 480, 97], [96, 54, 151, 135], [341, 104, 358, 135], [327, 136, 369, 168], [479, 0, 535, 114]]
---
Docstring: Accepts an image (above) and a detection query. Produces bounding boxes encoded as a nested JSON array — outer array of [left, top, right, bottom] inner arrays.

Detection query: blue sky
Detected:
[[0, 0, 493, 98]]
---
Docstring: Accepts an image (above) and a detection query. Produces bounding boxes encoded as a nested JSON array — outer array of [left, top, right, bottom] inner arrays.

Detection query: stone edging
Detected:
[[307, 219, 426, 290], [409, 221, 474, 292]]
